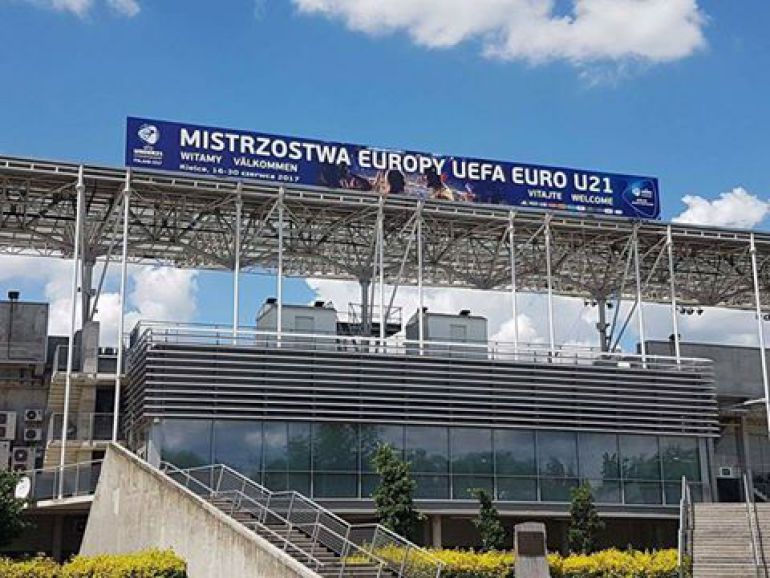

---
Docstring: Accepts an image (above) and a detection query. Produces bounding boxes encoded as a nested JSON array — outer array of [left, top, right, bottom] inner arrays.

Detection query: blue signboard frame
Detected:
[[125, 117, 660, 219]]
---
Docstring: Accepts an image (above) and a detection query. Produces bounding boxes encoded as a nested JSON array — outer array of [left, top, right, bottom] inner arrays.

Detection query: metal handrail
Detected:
[[132, 320, 713, 373], [173, 462, 444, 578], [744, 473, 767, 578], [160, 462, 330, 571], [22, 459, 104, 502], [677, 476, 693, 578]]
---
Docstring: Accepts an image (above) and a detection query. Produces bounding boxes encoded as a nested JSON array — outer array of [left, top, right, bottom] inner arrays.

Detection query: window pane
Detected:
[[288, 473, 311, 495], [537, 431, 578, 478], [406, 427, 449, 473], [361, 474, 380, 498], [494, 430, 536, 475], [452, 475, 493, 499], [620, 435, 661, 481], [496, 477, 537, 501], [288, 422, 311, 471], [584, 479, 620, 504], [361, 425, 404, 472], [451, 428, 492, 474], [213, 421, 262, 481], [624, 481, 662, 504], [159, 419, 212, 468], [263, 422, 288, 471], [313, 474, 358, 498], [414, 475, 449, 499], [313, 423, 358, 471], [264, 471, 288, 491], [579, 433, 619, 480], [540, 478, 578, 502], [660, 437, 700, 482]]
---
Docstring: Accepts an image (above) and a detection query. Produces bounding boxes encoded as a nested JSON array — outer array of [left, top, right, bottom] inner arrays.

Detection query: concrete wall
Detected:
[[80, 444, 320, 578]]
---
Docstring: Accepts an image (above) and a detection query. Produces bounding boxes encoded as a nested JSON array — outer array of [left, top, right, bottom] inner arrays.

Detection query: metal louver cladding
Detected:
[[125, 328, 718, 438]]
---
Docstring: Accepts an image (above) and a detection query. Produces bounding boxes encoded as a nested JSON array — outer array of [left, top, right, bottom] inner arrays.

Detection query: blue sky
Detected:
[[0, 0, 768, 347]]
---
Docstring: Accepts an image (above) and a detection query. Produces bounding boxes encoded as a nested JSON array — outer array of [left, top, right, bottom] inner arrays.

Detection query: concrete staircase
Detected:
[[692, 503, 769, 577], [209, 496, 390, 578]]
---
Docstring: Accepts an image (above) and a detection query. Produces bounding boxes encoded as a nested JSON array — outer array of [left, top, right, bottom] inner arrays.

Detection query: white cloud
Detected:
[[673, 187, 769, 229], [15, 0, 139, 17], [0, 256, 197, 347], [307, 278, 765, 351], [292, 0, 706, 66], [105, 0, 138, 17]]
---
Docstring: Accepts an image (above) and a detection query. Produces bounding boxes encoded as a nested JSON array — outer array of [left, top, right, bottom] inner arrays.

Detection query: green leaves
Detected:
[[567, 482, 605, 555], [371, 443, 421, 541], [470, 488, 506, 552], [0, 470, 29, 549]]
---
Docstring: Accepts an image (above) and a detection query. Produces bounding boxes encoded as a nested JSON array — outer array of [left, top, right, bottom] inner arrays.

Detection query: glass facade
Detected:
[[154, 419, 704, 505]]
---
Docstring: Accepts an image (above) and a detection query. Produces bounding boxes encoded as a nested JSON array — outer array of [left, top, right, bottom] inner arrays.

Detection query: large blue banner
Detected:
[[125, 117, 660, 219]]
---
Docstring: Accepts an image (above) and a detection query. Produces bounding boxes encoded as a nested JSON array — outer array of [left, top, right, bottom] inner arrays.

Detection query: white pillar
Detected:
[[112, 172, 130, 442], [277, 189, 285, 343], [417, 202, 424, 355], [509, 211, 519, 355], [431, 514, 443, 548], [544, 216, 556, 356], [666, 226, 681, 363], [59, 166, 85, 496], [378, 198, 385, 344], [749, 233, 770, 438], [233, 184, 243, 338], [633, 226, 647, 362]]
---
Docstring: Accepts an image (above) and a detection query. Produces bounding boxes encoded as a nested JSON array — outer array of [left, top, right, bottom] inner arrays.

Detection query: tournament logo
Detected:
[[138, 124, 160, 146]]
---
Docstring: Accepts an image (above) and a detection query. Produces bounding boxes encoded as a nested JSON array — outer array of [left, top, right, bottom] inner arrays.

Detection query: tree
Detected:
[[567, 483, 604, 554], [470, 488, 506, 551], [371, 443, 421, 540], [0, 470, 29, 548]]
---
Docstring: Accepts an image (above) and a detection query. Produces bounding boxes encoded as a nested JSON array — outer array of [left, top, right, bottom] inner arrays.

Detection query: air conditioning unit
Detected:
[[718, 466, 738, 478], [23, 428, 43, 442], [11, 446, 35, 472], [0, 412, 17, 441], [23, 409, 43, 423], [0, 442, 10, 471]]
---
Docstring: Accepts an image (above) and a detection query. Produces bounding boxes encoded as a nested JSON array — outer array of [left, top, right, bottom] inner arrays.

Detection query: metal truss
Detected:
[[1, 154, 768, 310]]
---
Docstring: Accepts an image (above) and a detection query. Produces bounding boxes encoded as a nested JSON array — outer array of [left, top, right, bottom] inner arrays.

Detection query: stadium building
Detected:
[[0, 120, 769, 562]]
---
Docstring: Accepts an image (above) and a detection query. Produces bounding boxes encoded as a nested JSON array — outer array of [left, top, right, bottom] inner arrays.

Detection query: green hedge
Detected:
[[0, 549, 186, 578]]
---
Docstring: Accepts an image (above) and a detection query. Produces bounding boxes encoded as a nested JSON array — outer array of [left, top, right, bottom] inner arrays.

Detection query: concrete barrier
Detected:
[[80, 444, 320, 578]]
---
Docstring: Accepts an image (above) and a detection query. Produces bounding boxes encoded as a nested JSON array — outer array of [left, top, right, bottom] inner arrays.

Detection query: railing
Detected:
[[48, 412, 114, 443], [131, 320, 712, 373], [677, 476, 693, 578], [23, 460, 103, 502], [163, 463, 444, 578], [744, 473, 768, 578]]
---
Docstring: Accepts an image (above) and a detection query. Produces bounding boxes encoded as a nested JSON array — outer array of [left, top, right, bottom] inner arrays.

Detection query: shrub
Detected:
[[393, 547, 681, 578], [0, 470, 30, 548], [62, 549, 187, 578], [470, 489, 506, 552], [0, 557, 59, 578], [0, 549, 186, 578], [371, 443, 421, 541]]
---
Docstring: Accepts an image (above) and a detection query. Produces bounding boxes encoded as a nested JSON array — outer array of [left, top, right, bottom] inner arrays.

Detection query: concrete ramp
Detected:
[[80, 444, 320, 578]]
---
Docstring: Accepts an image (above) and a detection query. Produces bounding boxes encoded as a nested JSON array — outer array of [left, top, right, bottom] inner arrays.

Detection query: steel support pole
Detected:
[[666, 225, 681, 363], [277, 189, 285, 345], [59, 166, 85, 497], [112, 172, 130, 442], [508, 211, 519, 355], [544, 215, 556, 356], [633, 226, 647, 362], [417, 202, 425, 355], [233, 184, 243, 339], [749, 233, 770, 438], [378, 197, 385, 344]]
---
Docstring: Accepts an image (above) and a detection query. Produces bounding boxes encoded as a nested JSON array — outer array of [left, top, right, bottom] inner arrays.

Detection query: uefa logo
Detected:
[[138, 124, 160, 146]]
